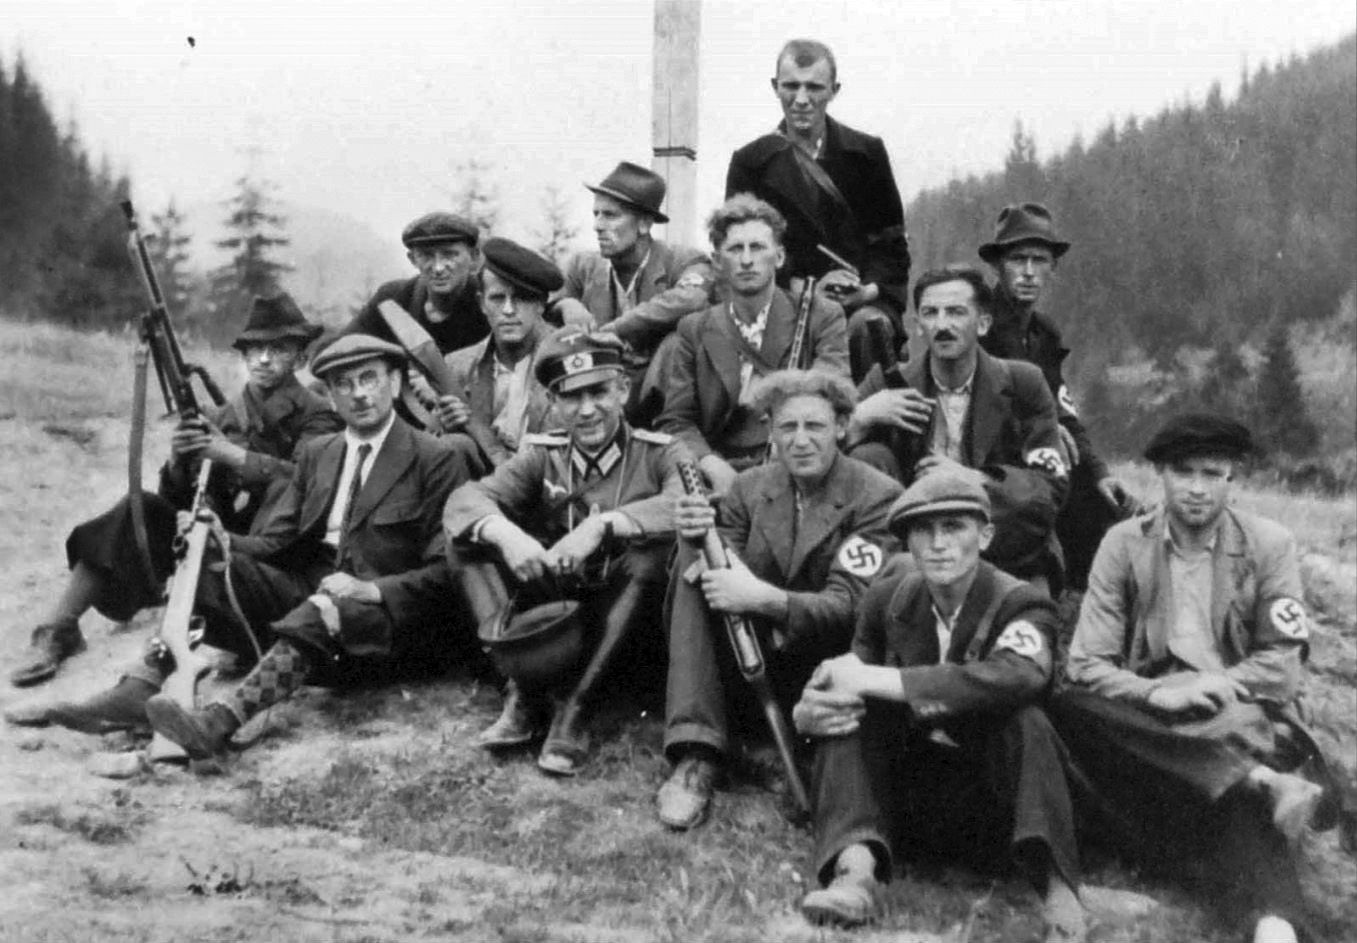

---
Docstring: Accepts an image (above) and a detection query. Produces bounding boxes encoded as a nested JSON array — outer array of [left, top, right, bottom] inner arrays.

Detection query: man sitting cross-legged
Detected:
[[143, 335, 480, 759], [656, 369, 900, 830], [793, 470, 1085, 943]]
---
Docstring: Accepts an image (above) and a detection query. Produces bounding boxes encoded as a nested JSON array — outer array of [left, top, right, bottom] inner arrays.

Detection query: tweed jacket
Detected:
[[558, 239, 713, 356], [349, 275, 489, 355], [442, 331, 554, 466], [235, 417, 474, 629], [1067, 506, 1310, 706], [657, 289, 849, 461]]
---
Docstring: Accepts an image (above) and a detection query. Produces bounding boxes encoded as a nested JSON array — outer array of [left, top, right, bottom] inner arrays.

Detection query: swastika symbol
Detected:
[[838, 536, 883, 577], [1270, 597, 1309, 639], [845, 543, 879, 569]]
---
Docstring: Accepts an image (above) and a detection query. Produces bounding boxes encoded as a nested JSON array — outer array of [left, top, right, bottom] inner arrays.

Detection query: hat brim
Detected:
[[551, 365, 626, 395], [404, 233, 478, 248], [482, 261, 560, 299], [891, 500, 991, 529], [313, 350, 406, 380], [978, 237, 1071, 264], [584, 183, 669, 223], [232, 324, 324, 351]]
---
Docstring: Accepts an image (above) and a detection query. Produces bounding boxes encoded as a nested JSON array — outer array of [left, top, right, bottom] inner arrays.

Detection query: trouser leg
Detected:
[[193, 552, 318, 665], [64, 492, 179, 621], [663, 542, 732, 758]]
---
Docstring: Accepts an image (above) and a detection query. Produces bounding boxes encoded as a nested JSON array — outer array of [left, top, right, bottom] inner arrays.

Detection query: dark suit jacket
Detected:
[[236, 417, 476, 629], [726, 116, 910, 316], [348, 275, 489, 355], [657, 289, 849, 460], [721, 455, 900, 657]]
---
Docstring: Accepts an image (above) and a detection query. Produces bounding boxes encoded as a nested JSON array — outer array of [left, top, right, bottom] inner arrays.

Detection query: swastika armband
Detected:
[[837, 535, 884, 579], [1266, 597, 1310, 642], [993, 621, 1045, 661], [1057, 384, 1078, 417], [1025, 446, 1068, 478], [676, 271, 709, 290]]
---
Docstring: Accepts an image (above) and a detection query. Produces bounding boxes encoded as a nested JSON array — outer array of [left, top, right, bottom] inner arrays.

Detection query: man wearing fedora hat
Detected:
[[726, 39, 910, 383], [6, 293, 342, 730], [1053, 414, 1349, 943], [792, 470, 1085, 942], [978, 202, 1134, 590], [141, 334, 480, 760], [553, 161, 713, 424], [444, 327, 687, 776], [348, 211, 490, 355]]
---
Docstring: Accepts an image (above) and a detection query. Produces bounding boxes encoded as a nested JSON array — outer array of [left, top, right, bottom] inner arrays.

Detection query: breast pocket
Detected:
[[367, 499, 426, 567]]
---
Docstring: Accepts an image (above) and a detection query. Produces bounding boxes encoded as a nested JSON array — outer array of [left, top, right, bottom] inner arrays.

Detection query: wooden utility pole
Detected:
[[651, 0, 701, 246]]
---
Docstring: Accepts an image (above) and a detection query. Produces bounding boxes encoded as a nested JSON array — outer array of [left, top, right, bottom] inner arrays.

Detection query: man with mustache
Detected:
[[658, 194, 848, 497], [1054, 414, 1350, 943], [847, 266, 1068, 590], [726, 39, 910, 383], [6, 294, 341, 730], [656, 369, 900, 830], [552, 162, 713, 424], [792, 471, 1085, 942]]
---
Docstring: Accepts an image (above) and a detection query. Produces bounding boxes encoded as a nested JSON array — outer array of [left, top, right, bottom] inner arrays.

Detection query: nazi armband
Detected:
[[1024, 446, 1068, 479], [1259, 595, 1311, 649]]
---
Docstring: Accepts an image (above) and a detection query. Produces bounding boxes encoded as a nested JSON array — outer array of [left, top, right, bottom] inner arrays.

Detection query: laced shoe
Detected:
[[656, 754, 718, 830], [10, 619, 85, 687], [144, 698, 239, 760]]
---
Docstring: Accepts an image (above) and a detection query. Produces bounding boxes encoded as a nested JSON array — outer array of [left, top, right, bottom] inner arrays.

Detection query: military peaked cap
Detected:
[[534, 327, 626, 394], [401, 212, 480, 249], [232, 292, 323, 351], [888, 469, 992, 532], [310, 334, 407, 380], [978, 202, 1070, 264], [585, 161, 669, 222], [481, 237, 564, 300], [1144, 413, 1255, 464]]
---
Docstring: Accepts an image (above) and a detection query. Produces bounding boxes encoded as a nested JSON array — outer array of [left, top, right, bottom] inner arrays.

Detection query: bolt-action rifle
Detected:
[[122, 199, 225, 763], [676, 459, 811, 816]]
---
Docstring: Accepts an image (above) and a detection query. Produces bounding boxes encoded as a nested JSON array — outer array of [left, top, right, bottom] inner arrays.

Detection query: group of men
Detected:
[[6, 36, 1348, 943]]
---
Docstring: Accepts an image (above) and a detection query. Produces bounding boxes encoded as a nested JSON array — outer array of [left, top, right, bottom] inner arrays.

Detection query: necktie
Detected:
[[335, 443, 372, 570]]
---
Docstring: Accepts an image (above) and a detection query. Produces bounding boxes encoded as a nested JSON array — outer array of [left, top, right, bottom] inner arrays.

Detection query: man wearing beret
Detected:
[[658, 193, 849, 496], [444, 327, 688, 776], [1054, 414, 1349, 943], [347, 212, 489, 355], [848, 265, 1070, 590], [978, 203, 1134, 590], [656, 369, 900, 829], [553, 161, 713, 424], [726, 39, 910, 383], [7, 294, 342, 731], [436, 238, 560, 466], [792, 471, 1085, 942], [142, 335, 480, 759]]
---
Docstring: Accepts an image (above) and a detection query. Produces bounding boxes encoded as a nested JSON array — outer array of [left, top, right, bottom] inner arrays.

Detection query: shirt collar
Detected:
[[1164, 518, 1220, 554], [344, 410, 396, 454], [571, 424, 627, 481], [930, 365, 976, 396]]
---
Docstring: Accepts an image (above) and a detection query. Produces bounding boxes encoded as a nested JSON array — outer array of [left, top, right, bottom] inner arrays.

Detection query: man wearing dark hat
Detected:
[[141, 335, 479, 759], [348, 211, 489, 355], [792, 470, 1085, 943], [554, 161, 713, 422], [444, 327, 687, 776], [978, 202, 1134, 590], [658, 193, 849, 497], [656, 369, 900, 830], [726, 39, 910, 383], [847, 265, 1069, 590], [6, 294, 341, 729], [1053, 414, 1348, 943], [437, 238, 561, 465]]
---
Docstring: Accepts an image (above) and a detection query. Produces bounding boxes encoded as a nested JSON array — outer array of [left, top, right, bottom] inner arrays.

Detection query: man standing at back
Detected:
[[726, 39, 910, 383]]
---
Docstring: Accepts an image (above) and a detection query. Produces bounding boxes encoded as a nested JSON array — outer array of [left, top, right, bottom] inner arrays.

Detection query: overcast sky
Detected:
[[6, 0, 1354, 253]]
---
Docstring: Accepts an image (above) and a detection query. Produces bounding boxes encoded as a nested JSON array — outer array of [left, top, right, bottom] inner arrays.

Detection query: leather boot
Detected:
[[656, 747, 719, 830], [10, 619, 85, 688], [537, 694, 590, 777], [144, 698, 240, 760], [475, 681, 549, 749], [800, 845, 881, 927], [46, 640, 173, 734]]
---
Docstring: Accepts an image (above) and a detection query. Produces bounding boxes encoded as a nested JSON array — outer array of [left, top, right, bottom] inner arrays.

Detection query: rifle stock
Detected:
[[676, 460, 811, 815]]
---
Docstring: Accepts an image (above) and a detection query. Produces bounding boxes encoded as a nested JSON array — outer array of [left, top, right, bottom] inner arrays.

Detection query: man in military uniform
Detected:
[[847, 266, 1069, 590], [1055, 415, 1349, 943], [726, 39, 910, 382], [978, 203, 1134, 589], [142, 335, 480, 759], [658, 194, 848, 496], [444, 327, 686, 776], [348, 212, 489, 355], [656, 369, 900, 830], [793, 472, 1085, 943], [7, 294, 341, 729], [554, 161, 713, 424], [436, 238, 560, 466]]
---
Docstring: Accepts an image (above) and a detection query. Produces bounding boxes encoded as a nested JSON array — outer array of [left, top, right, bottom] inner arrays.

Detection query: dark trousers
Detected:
[[810, 702, 1080, 894], [65, 491, 179, 621], [1050, 688, 1312, 934]]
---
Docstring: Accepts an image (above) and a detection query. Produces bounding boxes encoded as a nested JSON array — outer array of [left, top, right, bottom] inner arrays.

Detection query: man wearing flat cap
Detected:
[[141, 334, 480, 760], [978, 202, 1134, 591], [444, 327, 688, 776], [1054, 414, 1350, 943], [727, 39, 910, 383], [348, 211, 489, 355], [7, 294, 342, 732], [436, 238, 561, 466], [553, 161, 713, 425], [792, 470, 1086, 942]]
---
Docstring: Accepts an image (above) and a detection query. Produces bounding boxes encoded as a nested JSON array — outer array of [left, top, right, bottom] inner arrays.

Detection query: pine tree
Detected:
[[208, 173, 290, 346], [1255, 323, 1319, 459], [534, 185, 579, 265], [149, 199, 196, 318], [448, 158, 500, 237]]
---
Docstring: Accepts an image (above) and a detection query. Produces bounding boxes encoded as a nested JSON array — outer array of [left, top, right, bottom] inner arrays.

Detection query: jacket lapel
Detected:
[[1211, 511, 1248, 649], [700, 309, 747, 405], [759, 289, 797, 372], [784, 455, 852, 583], [966, 349, 1008, 466], [582, 258, 615, 322], [752, 468, 798, 580], [345, 419, 417, 529], [1139, 512, 1172, 664], [302, 434, 348, 535], [465, 339, 496, 422]]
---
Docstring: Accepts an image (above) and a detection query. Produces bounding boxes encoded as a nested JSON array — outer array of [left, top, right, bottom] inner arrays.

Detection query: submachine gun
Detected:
[[122, 199, 226, 763], [676, 459, 812, 816]]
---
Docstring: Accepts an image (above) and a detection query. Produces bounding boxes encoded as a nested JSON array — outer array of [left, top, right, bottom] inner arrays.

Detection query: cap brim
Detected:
[[584, 183, 669, 224], [891, 499, 991, 528], [551, 366, 625, 394], [232, 325, 324, 350], [314, 351, 406, 379]]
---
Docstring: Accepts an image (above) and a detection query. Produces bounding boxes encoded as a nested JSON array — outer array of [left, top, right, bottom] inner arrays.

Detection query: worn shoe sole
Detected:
[[656, 781, 712, 831], [474, 724, 544, 750], [800, 885, 878, 927], [10, 637, 87, 688], [47, 703, 150, 736], [144, 698, 224, 761]]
